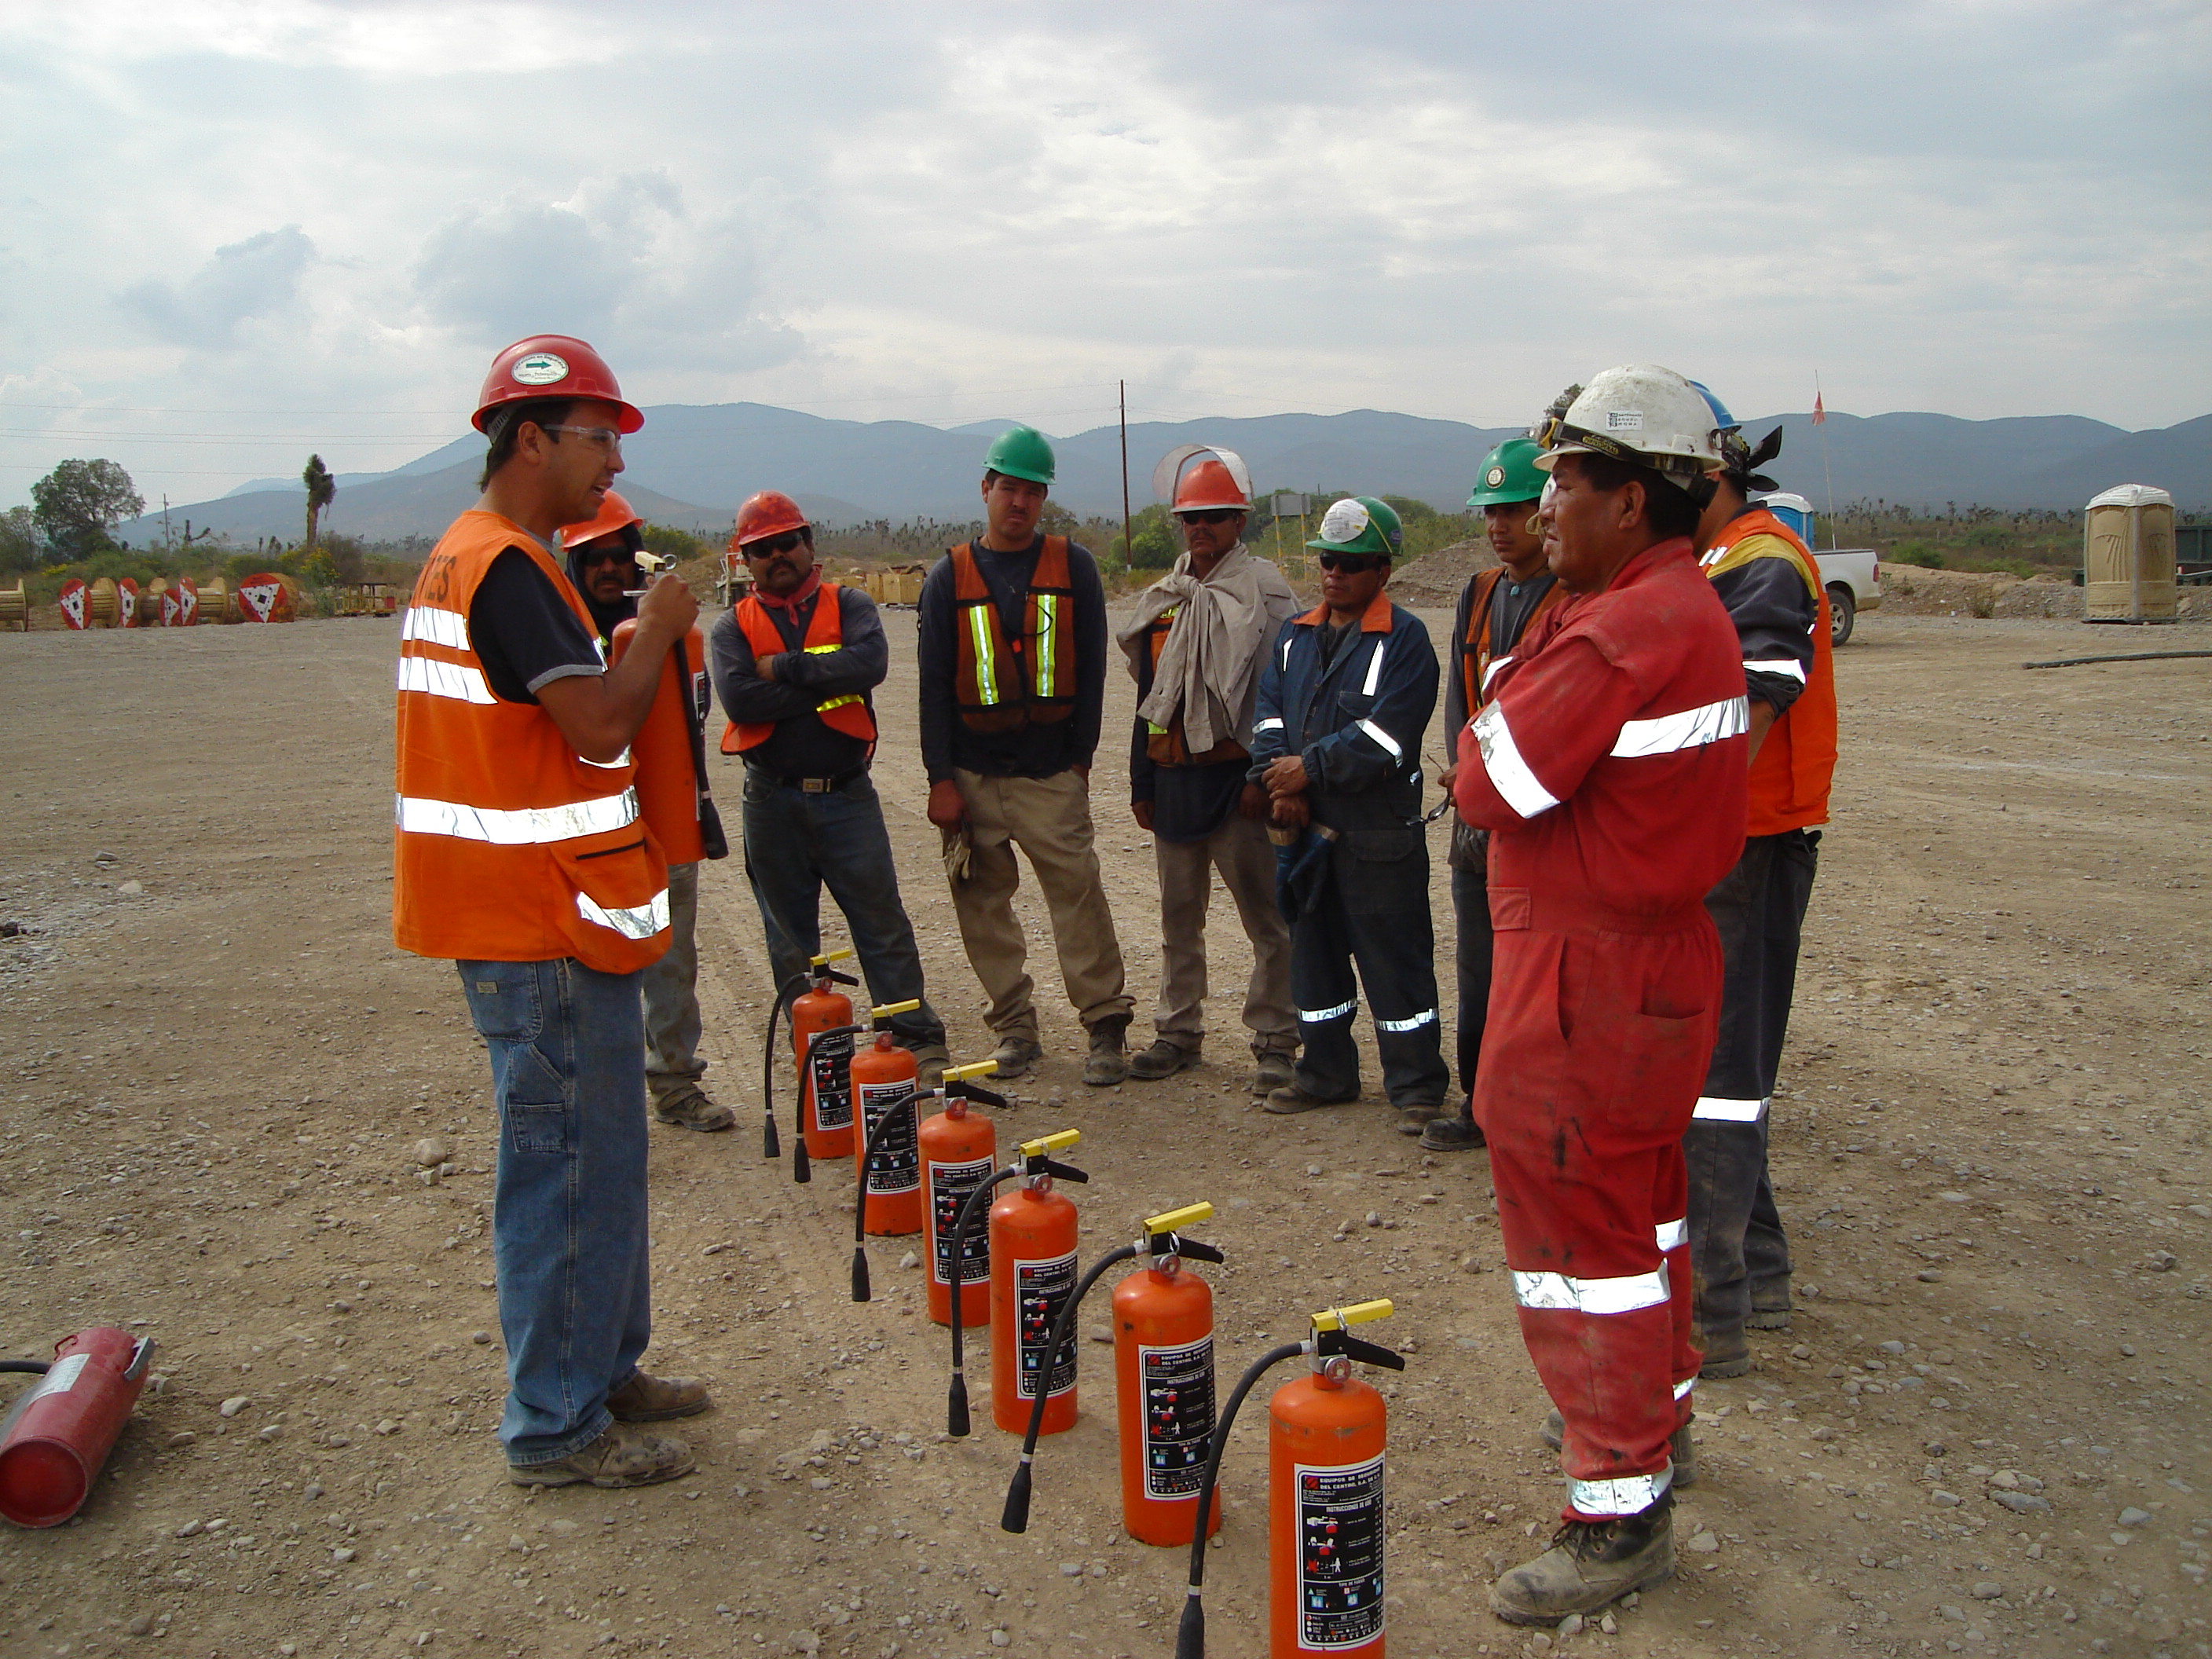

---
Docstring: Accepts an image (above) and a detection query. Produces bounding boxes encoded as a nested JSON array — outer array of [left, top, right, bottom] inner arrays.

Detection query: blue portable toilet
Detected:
[[1751, 490, 1815, 546]]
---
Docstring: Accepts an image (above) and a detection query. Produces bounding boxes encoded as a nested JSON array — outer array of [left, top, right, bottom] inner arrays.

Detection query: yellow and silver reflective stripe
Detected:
[[1569, 1468, 1672, 1516], [1610, 696, 1749, 758], [394, 788, 639, 845], [966, 604, 1001, 705], [1357, 718, 1402, 760], [1654, 1218, 1688, 1251], [1298, 998, 1357, 1023], [817, 693, 864, 712], [1472, 701, 1560, 819], [1744, 657, 1807, 682], [396, 654, 495, 705], [1361, 640, 1385, 695], [1375, 1008, 1436, 1032], [1512, 1266, 1671, 1315], [802, 643, 866, 715], [1692, 1095, 1767, 1122], [1034, 593, 1060, 694], [401, 606, 470, 650], [575, 887, 670, 940]]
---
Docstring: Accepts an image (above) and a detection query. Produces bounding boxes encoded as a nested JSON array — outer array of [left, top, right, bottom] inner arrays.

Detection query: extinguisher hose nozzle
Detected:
[[762, 971, 808, 1170], [999, 1455, 1034, 1533], [850, 1247, 871, 1304], [1181, 1339, 1309, 1622], [1005, 1242, 1136, 1531], [1174, 1594, 1205, 1659], [762, 1111, 780, 1161], [945, 1164, 1021, 1435], [947, 1374, 971, 1439], [793, 1141, 811, 1183]]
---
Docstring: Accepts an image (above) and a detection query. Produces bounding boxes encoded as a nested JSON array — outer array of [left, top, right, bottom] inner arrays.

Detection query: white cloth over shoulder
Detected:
[[1116, 543, 1299, 755]]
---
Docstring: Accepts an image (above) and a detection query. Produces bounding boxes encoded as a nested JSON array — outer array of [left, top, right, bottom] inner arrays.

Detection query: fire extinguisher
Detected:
[[1000, 1203, 1225, 1546], [989, 1129, 1089, 1439], [760, 947, 859, 1179], [1174, 1300, 1404, 1659], [850, 1000, 926, 1237], [918, 1064, 1003, 1330], [941, 1130, 1086, 1437], [850, 1059, 1003, 1304], [0, 1328, 156, 1529]]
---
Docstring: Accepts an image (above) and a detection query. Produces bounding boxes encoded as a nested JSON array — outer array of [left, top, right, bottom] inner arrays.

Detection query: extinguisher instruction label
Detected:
[[928, 1157, 994, 1286], [23, 1352, 90, 1405], [859, 1080, 920, 1192], [1013, 1250, 1078, 1401], [804, 1029, 855, 1132], [1137, 1337, 1214, 1499], [1294, 1453, 1386, 1650]]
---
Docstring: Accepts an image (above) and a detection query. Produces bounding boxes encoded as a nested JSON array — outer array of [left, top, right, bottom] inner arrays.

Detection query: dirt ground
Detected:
[[2, 602, 2207, 1659]]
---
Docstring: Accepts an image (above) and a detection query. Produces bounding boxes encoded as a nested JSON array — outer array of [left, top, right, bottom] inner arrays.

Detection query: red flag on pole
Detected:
[[1812, 390, 1826, 426]]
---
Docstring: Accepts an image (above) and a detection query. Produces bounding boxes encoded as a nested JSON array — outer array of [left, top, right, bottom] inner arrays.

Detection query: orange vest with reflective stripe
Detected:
[[1459, 566, 1570, 718], [609, 621, 707, 866], [1702, 507, 1837, 835], [1139, 606, 1247, 767], [392, 511, 670, 972], [719, 585, 879, 754], [950, 537, 1075, 731]]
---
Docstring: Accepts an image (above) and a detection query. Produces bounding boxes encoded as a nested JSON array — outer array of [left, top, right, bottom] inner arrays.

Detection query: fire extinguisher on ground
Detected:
[[849, 1057, 1002, 1303], [939, 1130, 1086, 1437], [850, 1000, 927, 1237], [0, 1328, 156, 1529], [918, 1064, 1003, 1329], [1175, 1299, 1404, 1659], [1000, 1202, 1225, 1548], [761, 947, 859, 1178]]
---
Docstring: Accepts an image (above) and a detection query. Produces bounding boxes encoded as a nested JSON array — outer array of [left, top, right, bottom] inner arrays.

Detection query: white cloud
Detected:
[[123, 225, 317, 349]]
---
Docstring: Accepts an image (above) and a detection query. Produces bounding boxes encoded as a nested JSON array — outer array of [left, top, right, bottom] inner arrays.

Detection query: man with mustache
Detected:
[[709, 491, 948, 1075]]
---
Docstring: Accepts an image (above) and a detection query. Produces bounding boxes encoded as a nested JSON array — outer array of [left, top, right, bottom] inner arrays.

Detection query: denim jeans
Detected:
[[741, 769, 945, 1049], [457, 957, 652, 1464], [641, 861, 705, 1104]]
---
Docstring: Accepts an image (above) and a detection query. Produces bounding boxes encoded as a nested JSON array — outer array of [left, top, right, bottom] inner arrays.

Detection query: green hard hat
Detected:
[[1467, 437, 1547, 509], [1306, 495, 1403, 559], [983, 424, 1056, 485]]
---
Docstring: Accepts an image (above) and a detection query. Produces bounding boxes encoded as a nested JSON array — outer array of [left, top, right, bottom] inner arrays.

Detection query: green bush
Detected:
[[641, 522, 709, 565], [1892, 541, 1946, 569]]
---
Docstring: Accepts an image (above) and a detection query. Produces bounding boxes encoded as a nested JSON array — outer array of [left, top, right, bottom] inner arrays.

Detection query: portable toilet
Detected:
[[2082, 484, 2177, 623], [1751, 490, 1815, 547]]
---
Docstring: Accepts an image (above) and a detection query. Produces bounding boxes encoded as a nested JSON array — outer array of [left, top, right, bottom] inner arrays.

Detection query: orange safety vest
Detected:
[[950, 537, 1076, 732], [719, 585, 878, 754], [610, 621, 707, 866], [1459, 566, 1570, 718], [1138, 606, 1247, 767], [1701, 507, 1837, 835], [392, 511, 670, 972]]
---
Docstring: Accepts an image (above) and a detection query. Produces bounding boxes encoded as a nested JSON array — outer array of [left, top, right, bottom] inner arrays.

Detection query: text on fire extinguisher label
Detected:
[[804, 1028, 855, 1132], [858, 1079, 921, 1192], [1137, 1336, 1214, 1499], [928, 1158, 994, 1286], [1295, 1453, 1386, 1650], [1013, 1250, 1079, 1400]]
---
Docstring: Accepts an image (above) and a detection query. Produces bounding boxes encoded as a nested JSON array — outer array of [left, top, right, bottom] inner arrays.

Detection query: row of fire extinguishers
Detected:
[[763, 947, 1411, 1659]]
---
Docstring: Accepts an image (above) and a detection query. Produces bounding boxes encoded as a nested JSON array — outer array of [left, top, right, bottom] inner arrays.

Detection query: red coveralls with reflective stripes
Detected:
[[1452, 535, 1749, 1522]]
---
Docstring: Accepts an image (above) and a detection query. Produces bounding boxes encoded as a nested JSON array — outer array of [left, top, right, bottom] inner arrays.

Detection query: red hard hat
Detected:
[[558, 489, 643, 551], [473, 335, 644, 434], [1172, 456, 1249, 513], [732, 489, 810, 549]]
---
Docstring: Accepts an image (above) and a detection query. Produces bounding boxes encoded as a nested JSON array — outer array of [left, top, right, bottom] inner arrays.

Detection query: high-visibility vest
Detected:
[[392, 511, 671, 972], [1701, 507, 1837, 835], [1459, 566, 1569, 718], [610, 621, 707, 866], [1138, 606, 1247, 766], [950, 537, 1076, 732], [719, 585, 878, 754]]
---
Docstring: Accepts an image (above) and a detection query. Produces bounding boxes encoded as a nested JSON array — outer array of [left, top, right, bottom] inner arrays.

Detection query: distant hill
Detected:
[[119, 402, 2207, 546]]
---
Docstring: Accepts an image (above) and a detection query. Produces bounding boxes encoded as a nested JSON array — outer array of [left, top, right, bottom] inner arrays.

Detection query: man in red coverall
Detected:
[[1454, 365, 1749, 1624]]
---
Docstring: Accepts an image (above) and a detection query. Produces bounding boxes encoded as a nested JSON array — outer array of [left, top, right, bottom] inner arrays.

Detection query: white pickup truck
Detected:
[[1755, 493, 1882, 646]]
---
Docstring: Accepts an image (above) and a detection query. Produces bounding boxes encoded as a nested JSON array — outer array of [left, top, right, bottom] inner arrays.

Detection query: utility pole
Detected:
[[162, 494, 173, 556], [1119, 379, 1132, 575]]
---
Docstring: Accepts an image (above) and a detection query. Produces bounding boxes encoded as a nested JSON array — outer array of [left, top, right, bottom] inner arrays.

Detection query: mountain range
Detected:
[[118, 404, 2208, 545]]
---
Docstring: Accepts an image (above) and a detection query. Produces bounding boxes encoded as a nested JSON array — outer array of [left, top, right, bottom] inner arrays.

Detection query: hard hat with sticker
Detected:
[[1605, 408, 1644, 431], [1485, 466, 1506, 489], [512, 352, 569, 386], [1306, 495, 1402, 557], [1320, 499, 1369, 541]]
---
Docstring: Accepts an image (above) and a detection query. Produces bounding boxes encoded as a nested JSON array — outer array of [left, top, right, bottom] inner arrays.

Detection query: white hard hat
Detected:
[[1532, 364, 1723, 485]]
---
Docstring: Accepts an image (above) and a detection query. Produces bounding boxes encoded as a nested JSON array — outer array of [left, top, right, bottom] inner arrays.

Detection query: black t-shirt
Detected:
[[470, 548, 604, 704], [1315, 613, 1360, 673]]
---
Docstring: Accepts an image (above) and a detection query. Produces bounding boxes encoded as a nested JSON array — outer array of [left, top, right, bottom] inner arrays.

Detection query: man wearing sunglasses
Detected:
[[1116, 446, 1301, 1093], [1248, 495, 1450, 1129]]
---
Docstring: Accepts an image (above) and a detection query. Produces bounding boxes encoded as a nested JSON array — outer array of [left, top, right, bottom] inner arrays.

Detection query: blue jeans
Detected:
[[457, 957, 653, 1464], [741, 769, 945, 1049]]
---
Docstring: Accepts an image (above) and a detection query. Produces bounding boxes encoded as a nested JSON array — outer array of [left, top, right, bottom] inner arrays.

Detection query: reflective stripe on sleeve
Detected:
[[1512, 1267, 1671, 1315], [1375, 1008, 1436, 1033], [1034, 593, 1059, 694], [1673, 1376, 1696, 1401], [967, 607, 999, 705], [1610, 696, 1749, 758], [1361, 640, 1385, 696], [1692, 1096, 1767, 1122], [394, 788, 639, 845], [1298, 998, 1357, 1024], [396, 654, 496, 705], [401, 606, 471, 650], [576, 887, 671, 940], [1654, 1218, 1688, 1252], [1569, 1468, 1672, 1517], [1744, 658, 1808, 683], [1471, 701, 1560, 819], [1357, 718, 1402, 760], [1254, 716, 1284, 732]]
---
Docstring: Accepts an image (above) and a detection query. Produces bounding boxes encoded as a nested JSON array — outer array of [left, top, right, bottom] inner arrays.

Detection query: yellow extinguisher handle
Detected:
[[1142, 1201, 1214, 1236], [941, 1060, 1000, 1083], [871, 999, 923, 1018], [810, 947, 856, 967], [1017, 1128, 1081, 1157], [1312, 1299, 1393, 1331]]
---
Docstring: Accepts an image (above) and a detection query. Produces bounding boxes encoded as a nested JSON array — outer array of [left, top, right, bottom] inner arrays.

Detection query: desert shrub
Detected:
[[1892, 541, 1946, 569]]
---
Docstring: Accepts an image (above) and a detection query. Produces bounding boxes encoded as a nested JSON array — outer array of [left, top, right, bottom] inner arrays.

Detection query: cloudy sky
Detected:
[[2, 0, 2204, 508]]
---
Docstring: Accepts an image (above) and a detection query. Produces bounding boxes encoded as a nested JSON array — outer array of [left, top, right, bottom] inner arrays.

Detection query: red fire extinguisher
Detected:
[[850, 1000, 925, 1237], [990, 1128, 1088, 1438], [918, 1065, 1002, 1329], [851, 1059, 1003, 1305], [1174, 1299, 1404, 1659], [761, 947, 860, 1178], [999, 1203, 1225, 1546], [0, 1328, 156, 1529]]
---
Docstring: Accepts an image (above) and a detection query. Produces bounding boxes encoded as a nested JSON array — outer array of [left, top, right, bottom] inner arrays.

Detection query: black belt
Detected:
[[745, 764, 866, 794]]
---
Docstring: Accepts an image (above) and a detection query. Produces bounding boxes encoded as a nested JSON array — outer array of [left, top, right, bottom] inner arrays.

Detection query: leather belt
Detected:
[[747, 764, 866, 794]]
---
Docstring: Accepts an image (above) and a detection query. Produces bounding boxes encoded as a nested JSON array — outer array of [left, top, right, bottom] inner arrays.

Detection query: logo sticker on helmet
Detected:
[[511, 352, 569, 386], [1319, 499, 1371, 544], [1605, 409, 1644, 431], [1485, 465, 1506, 489]]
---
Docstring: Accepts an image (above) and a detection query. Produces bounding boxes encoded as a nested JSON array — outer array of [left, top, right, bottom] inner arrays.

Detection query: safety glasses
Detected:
[[1175, 508, 1242, 526], [544, 424, 624, 454], [1315, 552, 1386, 574], [745, 532, 806, 558]]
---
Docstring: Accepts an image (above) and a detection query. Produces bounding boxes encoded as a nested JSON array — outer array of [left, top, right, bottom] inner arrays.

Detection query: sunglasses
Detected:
[[576, 544, 635, 568], [1176, 508, 1243, 526], [745, 532, 807, 558], [1316, 552, 1387, 574]]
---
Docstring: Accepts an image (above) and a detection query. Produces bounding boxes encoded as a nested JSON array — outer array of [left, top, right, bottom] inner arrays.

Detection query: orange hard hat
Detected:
[[1154, 444, 1253, 513], [473, 335, 644, 434], [732, 489, 810, 549], [1173, 457, 1249, 514], [558, 489, 643, 552]]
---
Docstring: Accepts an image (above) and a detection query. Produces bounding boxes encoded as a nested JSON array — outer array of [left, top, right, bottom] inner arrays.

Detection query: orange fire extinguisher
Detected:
[[918, 1064, 1004, 1329], [999, 1203, 1225, 1547], [1174, 1300, 1404, 1659], [990, 1129, 1088, 1439], [850, 998, 925, 1236], [761, 947, 860, 1179], [941, 1130, 1086, 1437], [849, 1057, 1000, 1303]]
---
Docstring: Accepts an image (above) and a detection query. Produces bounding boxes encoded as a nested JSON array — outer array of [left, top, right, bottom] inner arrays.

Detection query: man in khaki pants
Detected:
[[1119, 445, 1301, 1093], [920, 426, 1133, 1085]]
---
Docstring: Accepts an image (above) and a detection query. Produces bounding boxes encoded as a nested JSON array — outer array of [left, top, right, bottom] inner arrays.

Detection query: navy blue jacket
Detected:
[[1250, 594, 1438, 831]]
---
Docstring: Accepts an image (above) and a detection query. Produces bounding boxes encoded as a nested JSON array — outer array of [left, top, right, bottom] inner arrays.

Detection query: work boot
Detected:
[[1248, 1050, 1297, 1095], [1393, 1101, 1445, 1136], [1262, 1083, 1358, 1115], [652, 1084, 734, 1133], [605, 1370, 711, 1423], [1746, 1280, 1793, 1331], [908, 1042, 952, 1091], [1082, 1016, 1131, 1087], [1126, 1038, 1199, 1081], [1489, 1495, 1675, 1624], [1538, 1411, 1697, 1489], [507, 1422, 694, 1489], [1419, 1097, 1486, 1152], [1697, 1324, 1752, 1379], [988, 1033, 1045, 1080]]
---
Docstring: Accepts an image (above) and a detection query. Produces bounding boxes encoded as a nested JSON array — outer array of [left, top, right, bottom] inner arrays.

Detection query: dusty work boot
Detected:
[[1126, 1038, 1199, 1081], [1248, 1049, 1297, 1095], [1697, 1324, 1752, 1379], [909, 1042, 953, 1091], [605, 1370, 712, 1423], [653, 1083, 734, 1133], [1746, 1280, 1793, 1331], [1082, 1015, 1131, 1086], [1393, 1101, 1445, 1136], [988, 1033, 1045, 1080], [1489, 1495, 1675, 1624], [507, 1422, 695, 1489], [1538, 1410, 1697, 1489], [1263, 1083, 1359, 1115], [1419, 1097, 1487, 1152]]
